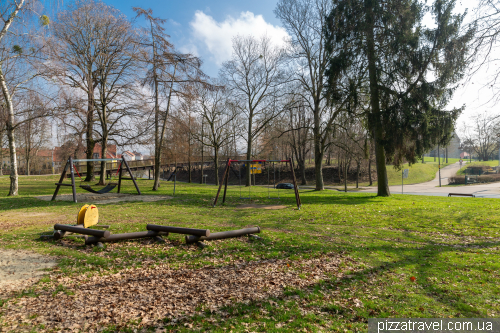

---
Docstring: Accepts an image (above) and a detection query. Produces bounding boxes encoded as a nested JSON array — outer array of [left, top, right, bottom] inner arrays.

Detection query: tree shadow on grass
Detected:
[[131, 237, 500, 332]]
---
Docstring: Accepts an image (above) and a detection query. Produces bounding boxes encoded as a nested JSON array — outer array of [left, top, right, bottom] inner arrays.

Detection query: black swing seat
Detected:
[[80, 183, 118, 194]]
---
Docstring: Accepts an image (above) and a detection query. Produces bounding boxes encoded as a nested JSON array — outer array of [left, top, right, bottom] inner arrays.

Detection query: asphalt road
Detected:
[[360, 162, 500, 198]]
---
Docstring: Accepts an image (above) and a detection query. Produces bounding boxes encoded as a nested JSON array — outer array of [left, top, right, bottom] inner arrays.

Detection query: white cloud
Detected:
[[188, 11, 289, 66], [169, 19, 181, 27]]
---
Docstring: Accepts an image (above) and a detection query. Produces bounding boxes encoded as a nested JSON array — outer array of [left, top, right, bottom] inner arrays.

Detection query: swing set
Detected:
[[213, 158, 301, 209], [52, 157, 141, 203]]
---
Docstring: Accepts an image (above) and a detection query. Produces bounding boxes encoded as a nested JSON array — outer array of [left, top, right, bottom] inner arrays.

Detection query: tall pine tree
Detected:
[[324, 0, 474, 196]]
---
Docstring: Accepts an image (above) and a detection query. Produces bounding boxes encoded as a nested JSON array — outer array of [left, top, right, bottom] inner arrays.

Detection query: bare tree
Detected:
[[15, 92, 51, 175], [470, 0, 500, 103], [134, 7, 206, 191], [47, 0, 114, 181], [331, 115, 367, 190], [220, 35, 288, 186], [460, 111, 499, 161], [275, 0, 356, 190], [192, 82, 238, 185], [91, 10, 146, 185], [0, 0, 49, 195]]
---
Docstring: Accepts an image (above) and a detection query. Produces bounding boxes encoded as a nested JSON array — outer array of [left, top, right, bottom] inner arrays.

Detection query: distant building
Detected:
[[133, 151, 143, 161], [122, 151, 135, 161], [425, 131, 465, 159]]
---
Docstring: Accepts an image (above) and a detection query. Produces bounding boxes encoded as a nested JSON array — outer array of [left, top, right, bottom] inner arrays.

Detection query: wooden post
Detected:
[[117, 160, 123, 193], [123, 158, 141, 195], [222, 161, 231, 204], [69, 157, 77, 203], [289, 157, 301, 209], [213, 159, 230, 207], [51, 159, 69, 201]]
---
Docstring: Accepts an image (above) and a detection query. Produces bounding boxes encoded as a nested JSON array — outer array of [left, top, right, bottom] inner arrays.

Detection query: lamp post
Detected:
[[438, 143, 441, 187]]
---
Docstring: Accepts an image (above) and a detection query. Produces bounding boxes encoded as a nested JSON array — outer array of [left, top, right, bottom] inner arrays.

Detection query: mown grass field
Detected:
[[0, 175, 499, 332]]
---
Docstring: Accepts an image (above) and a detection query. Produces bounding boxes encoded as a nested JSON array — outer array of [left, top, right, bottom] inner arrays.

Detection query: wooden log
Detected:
[[153, 235, 166, 243], [248, 234, 263, 240], [146, 224, 210, 237], [185, 227, 260, 244], [85, 230, 166, 245], [40, 234, 54, 240], [54, 224, 110, 238], [53, 225, 86, 240], [196, 241, 208, 249]]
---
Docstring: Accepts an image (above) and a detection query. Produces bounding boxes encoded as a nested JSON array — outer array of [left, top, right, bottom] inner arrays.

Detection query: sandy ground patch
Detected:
[[235, 204, 287, 210], [36, 193, 173, 204], [0, 249, 57, 296], [0, 253, 359, 332]]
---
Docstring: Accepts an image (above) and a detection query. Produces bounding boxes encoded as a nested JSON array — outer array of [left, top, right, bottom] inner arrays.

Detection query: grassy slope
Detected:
[[374, 160, 454, 187], [456, 160, 499, 175], [0, 176, 499, 332]]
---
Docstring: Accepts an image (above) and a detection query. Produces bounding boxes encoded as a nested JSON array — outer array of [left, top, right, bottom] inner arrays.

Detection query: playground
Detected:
[[0, 175, 499, 332]]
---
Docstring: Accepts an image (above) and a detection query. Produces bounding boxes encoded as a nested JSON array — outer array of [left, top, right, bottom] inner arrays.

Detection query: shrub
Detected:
[[449, 176, 466, 184], [449, 174, 500, 184], [478, 174, 500, 183], [466, 165, 490, 175]]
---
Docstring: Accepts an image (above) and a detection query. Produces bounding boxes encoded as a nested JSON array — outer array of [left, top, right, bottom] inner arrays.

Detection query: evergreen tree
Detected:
[[324, 0, 474, 196]]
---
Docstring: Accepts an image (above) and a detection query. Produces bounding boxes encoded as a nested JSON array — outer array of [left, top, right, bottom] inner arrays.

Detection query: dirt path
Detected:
[[0, 249, 57, 295]]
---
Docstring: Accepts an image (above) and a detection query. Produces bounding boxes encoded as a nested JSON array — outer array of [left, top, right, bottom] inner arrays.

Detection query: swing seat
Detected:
[[80, 183, 117, 194]]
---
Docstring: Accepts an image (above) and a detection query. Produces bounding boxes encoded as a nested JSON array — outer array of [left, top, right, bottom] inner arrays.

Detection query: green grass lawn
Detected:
[[369, 160, 454, 187], [0, 176, 499, 332]]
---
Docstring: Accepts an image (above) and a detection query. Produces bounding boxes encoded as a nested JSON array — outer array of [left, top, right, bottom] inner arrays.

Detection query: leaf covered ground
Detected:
[[0, 176, 499, 332]]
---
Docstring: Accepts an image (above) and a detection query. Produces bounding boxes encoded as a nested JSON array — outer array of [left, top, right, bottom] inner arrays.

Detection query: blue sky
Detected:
[[103, 0, 283, 78], [83, 1, 495, 123]]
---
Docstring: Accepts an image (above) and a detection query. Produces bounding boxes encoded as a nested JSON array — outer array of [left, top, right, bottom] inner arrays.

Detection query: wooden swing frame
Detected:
[[51, 157, 141, 203], [213, 158, 302, 209]]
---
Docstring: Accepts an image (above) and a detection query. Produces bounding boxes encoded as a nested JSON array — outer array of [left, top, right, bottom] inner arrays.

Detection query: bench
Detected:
[[448, 193, 475, 198]]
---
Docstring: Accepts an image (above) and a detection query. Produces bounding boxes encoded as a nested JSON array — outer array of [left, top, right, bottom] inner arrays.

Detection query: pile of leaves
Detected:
[[0, 252, 360, 332]]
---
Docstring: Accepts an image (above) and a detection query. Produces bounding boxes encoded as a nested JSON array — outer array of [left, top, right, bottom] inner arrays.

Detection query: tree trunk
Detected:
[[214, 148, 219, 186], [313, 109, 324, 190], [368, 157, 372, 186], [0, 65, 18, 195], [344, 158, 348, 192], [446, 147, 448, 163], [200, 134, 204, 184], [366, 0, 390, 196], [99, 141, 108, 185], [337, 153, 341, 183], [245, 115, 253, 187], [0, 131, 3, 176], [154, 64, 176, 190], [188, 132, 192, 183], [300, 158, 307, 185], [85, 81, 95, 182], [356, 161, 360, 188]]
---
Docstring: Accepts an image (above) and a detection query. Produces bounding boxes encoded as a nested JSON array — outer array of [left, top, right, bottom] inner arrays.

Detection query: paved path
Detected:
[[360, 162, 500, 198]]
